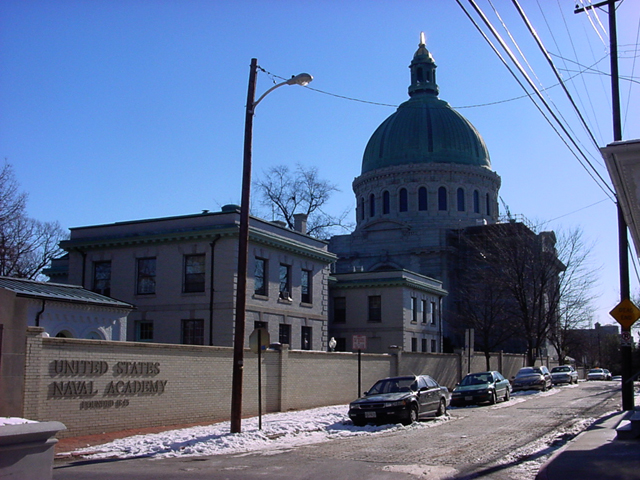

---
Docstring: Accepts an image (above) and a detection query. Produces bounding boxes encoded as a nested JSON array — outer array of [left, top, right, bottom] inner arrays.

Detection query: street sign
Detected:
[[352, 335, 367, 351], [249, 327, 270, 354], [621, 331, 633, 347], [609, 299, 640, 330]]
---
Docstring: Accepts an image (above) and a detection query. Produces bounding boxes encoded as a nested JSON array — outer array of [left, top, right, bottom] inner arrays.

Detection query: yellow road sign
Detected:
[[609, 299, 640, 330]]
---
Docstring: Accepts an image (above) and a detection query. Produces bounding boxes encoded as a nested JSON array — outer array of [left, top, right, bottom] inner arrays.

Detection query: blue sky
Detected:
[[1, 0, 639, 329]]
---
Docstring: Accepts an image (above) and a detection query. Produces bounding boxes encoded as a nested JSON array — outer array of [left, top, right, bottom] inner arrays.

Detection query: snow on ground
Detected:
[[59, 381, 637, 462]]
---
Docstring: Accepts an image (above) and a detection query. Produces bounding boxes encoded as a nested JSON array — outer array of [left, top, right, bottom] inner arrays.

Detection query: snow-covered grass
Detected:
[[66, 405, 451, 460]]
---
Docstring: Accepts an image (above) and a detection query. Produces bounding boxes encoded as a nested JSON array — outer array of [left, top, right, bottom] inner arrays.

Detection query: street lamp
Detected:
[[230, 58, 312, 434]]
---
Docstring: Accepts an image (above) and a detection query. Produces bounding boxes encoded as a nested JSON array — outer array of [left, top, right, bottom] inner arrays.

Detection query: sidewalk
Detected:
[[536, 409, 640, 480]]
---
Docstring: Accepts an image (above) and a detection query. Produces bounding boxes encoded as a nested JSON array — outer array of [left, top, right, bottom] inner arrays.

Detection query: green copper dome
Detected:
[[361, 35, 490, 174]]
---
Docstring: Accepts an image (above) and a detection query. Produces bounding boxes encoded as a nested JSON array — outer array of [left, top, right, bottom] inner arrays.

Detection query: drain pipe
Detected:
[[209, 235, 220, 346]]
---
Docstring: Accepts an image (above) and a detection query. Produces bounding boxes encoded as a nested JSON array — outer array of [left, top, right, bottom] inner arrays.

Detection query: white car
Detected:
[[587, 368, 606, 381]]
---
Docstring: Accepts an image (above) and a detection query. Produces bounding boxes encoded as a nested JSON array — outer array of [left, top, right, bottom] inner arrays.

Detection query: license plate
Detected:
[[365, 411, 377, 418], [465, 396, 473, 401]]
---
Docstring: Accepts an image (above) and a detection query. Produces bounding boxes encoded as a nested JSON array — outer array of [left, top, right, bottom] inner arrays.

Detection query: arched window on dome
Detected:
[[360, 198, 365, 221], [418, 187, 428, 211], [457, 188, 465, 212], [473, 190, 480, 214], [369, 193, 375, 217], [486, 193, 491, 216], [399, 188, 408, 212], [438, 187, 447, 211], [383, 191, 390, 214]]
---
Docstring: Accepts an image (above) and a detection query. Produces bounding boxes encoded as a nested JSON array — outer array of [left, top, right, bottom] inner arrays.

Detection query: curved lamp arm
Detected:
[[253, 73, 313, 108]]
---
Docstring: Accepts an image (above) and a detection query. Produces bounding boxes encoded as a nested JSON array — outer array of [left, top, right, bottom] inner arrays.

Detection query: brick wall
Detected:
[[19, 328, 530, 438]]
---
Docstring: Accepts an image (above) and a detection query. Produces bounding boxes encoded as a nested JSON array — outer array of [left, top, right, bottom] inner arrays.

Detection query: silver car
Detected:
[[587, 368, 606, 381], [512, 366, 552, 392], [551, 365, 578, 385]]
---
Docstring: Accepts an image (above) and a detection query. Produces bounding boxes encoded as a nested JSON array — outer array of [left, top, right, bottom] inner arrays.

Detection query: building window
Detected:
[[411, 297, 418, 323], [136, 257, 156, 295], [301, 269, 312, 303], [135, 321, 153, 342], [421, 299, 428, 323], [431, 301, 437, 325], [431, 339, 437, 352], [438, 187, 447, 211], [368, 295, 382, 323], [301, 326, 312, 350], [418, 187, 428, 211], [93, 261, 111, 296], [399, 188, 408, 212], [279, 264, 291, 300], [182, 319, 204, 345], [457, 188, 465, 212], [279, 323, 291, 345], [486, 193, 491, 215], [184, 254, 205, 293], [473, 190, 480, 214], [333, 297, 346, 323], [254, 320, 267, 329], [383, 191, 390, 214], [360, 198, 365, 220], [411, 337, 417, 352], [422, 338, 427, 352], [254, 258, 267, 296], [369, 193, 375, 217]]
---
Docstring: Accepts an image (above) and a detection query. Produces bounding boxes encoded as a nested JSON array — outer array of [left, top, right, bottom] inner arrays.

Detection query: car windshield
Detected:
[[589, 369, 603, 373], [516, 368, 542, 377], [460, 373, 492, 386], [367, 377, 416, 394], [552, 366, 570, 373]]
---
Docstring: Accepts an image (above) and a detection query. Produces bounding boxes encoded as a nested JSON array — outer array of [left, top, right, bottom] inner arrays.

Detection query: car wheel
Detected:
[[403, 405, 418, 425], [542, 382, 547, 392], [436, 398, 447, 417], [504, 388, 510, 402], [489, 391, 497, 405]]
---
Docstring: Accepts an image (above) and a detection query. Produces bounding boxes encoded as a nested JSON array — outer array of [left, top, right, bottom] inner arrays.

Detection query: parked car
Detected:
[[450, 371, 511, 407], [550, 365, 578, 385], [587, 368, 606, 381], [511, 366, 552, 392], [603, 369, 612, 380], [348, 375, 450, 426], [612, 375, 622, 382]]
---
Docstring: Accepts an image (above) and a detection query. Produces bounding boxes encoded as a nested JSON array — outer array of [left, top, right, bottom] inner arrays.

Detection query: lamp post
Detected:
[[230, 58, 312, 434]]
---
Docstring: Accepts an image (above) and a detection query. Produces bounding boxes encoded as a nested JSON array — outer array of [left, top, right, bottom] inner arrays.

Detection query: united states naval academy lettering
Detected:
[[50, 360, 167, 404]]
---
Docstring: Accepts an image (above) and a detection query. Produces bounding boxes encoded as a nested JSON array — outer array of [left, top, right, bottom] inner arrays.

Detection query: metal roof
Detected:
[[0, 276, 134, 309]]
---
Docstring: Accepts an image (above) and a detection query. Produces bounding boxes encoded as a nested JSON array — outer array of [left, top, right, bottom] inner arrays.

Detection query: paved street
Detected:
[[53, 382, 621, 480]]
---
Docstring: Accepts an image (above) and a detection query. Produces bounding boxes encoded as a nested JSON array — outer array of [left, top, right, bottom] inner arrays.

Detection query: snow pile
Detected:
[[0, 417, 37, 426]]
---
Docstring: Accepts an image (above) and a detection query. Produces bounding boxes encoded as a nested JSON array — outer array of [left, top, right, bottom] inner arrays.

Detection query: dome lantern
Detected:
[[409, 32, 439, 97]]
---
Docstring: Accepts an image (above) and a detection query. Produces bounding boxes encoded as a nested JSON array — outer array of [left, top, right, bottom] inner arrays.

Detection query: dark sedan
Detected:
[[348, 375, 450, 426], [451, 371, 511, 406]]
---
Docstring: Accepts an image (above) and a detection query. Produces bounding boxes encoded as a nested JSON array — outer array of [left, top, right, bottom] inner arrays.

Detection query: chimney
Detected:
[[293, 213, 308, 234]]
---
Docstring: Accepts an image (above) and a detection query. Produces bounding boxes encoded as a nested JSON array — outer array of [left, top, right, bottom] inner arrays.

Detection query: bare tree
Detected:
[[254, 164, 353, 238], [0, 163, 67, 280], [455, 222, 565, 366], [549, 228, 599, 365]]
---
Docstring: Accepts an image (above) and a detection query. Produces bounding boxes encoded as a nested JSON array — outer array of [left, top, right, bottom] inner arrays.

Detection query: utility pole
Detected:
[[575, 0, 634, 410]]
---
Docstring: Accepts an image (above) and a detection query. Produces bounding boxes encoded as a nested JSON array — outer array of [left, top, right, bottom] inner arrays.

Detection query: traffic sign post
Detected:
[[610, 299, 638, 411], [249, 328, 270, 429], [352, 335, 367, 398]]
